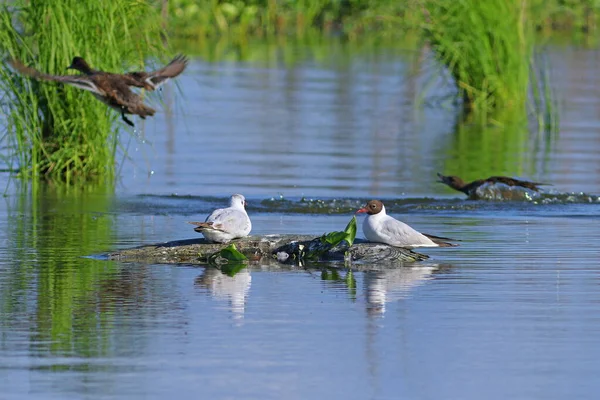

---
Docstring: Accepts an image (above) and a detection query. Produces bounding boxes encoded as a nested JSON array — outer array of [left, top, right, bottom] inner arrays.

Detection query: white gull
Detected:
[[189, 194, 252, 243], [356, 200, 458, 248]]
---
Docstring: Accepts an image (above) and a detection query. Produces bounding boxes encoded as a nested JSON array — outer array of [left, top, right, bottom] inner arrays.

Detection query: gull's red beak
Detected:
[[356, 207, 368, 214]]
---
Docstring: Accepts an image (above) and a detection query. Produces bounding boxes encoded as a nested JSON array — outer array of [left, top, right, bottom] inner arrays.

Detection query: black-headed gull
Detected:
[[356, 200, 457, 248], [189, 194, 252, 243], [437, 173, 549, 198]]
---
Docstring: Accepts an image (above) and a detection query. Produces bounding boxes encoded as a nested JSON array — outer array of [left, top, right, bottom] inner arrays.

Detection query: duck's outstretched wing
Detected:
[[8, 59, 105, 95], [125, 55, 188, 90], [486, 176, 551, 191]]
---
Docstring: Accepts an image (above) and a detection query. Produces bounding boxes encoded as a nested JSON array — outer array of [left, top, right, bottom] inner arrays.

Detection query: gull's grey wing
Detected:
[[206, 208, 250, 234], [379, 218, 433, 247]]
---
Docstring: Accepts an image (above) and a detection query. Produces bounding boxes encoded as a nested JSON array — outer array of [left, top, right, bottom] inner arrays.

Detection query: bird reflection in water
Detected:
[[195, 266, 251, 321], [364, 266, 439, 316]]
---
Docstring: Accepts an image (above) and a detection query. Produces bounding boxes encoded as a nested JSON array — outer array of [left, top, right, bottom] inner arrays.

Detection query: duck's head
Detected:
[[437, 173, 465, 190], [67, 57, 93, 74]]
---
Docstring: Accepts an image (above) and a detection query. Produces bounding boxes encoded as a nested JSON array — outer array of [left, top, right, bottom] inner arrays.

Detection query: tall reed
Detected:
[[0, 0, 164, 182], [423, 0, 533, 118]]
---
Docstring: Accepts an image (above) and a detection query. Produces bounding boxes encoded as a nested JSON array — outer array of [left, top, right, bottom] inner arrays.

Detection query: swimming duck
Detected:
[[188, 194, 252, 244], [8, 55, 188, 127], [356, 200, 458, 248], [437, 173, 548, 198]]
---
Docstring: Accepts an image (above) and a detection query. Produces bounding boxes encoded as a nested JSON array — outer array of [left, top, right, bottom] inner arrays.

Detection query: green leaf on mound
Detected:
[[219, 243, 248, 262], [322, 215, 357, 247]]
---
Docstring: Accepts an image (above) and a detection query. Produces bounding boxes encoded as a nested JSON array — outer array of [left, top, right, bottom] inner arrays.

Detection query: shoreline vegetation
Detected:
[[167, 0, 600, 40], [1, 0, 594, 182]]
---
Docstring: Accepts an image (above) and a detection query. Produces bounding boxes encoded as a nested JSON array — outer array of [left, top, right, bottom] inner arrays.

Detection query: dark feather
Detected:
[[423, 233, 459, 247]]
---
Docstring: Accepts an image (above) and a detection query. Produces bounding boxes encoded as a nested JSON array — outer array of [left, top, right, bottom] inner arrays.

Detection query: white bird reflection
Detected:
[[195, 267, 251, 320], [364, 266, 438, 316]]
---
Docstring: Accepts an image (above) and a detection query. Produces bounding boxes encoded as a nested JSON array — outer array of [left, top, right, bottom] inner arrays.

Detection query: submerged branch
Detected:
[[106, 234, 430, 267]]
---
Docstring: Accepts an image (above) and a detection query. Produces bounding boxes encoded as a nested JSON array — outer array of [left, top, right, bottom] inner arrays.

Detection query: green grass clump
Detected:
[[424, 0, 533, 118], [0, 0, 165, 182]]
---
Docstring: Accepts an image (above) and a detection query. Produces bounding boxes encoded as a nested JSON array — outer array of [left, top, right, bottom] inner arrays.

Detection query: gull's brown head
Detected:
[[356, 200, 384, 215], [67, 57, 93, 74]]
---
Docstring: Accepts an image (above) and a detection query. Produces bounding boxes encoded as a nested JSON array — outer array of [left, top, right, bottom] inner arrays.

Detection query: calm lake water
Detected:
[[2, 41, 600, 399]]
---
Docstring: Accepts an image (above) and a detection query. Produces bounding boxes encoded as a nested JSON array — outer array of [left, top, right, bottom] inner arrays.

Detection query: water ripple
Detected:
[[125, 193, 600, 217]]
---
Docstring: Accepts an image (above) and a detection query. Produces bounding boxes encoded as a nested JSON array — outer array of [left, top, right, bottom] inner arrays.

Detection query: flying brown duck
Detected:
[[8, 55, 188, 127], [437, 172, 549, 198]]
